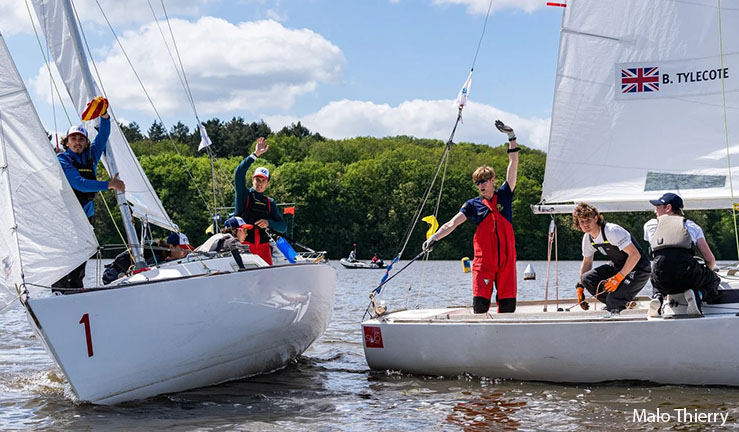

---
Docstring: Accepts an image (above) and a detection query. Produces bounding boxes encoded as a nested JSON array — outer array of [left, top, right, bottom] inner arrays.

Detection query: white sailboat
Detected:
[[0, 1, 335, 404], [362, 0, 739, 386]]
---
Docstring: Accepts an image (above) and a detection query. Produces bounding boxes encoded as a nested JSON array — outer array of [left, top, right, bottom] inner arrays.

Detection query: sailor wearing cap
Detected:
[[53, 97, 124, 290], [57, 97, 124, 219], [644, 193, 720, 315], [233, 137, 286, 265]]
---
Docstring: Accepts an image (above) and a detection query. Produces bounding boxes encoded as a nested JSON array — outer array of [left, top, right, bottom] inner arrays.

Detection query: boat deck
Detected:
[[379, 297, 652, 323]]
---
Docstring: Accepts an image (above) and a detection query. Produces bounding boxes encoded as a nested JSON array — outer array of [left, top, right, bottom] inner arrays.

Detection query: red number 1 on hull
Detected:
[[79, 313, 94, 357]]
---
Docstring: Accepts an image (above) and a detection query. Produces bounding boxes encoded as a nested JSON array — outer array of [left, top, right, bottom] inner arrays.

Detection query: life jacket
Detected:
[[589, 223, 650, 272], [472, 193, 516, 273], [68, 151, 97, 208], [649, 214, 694, 253], [239, 190, 272, 244], [649, 214, 696, 275]]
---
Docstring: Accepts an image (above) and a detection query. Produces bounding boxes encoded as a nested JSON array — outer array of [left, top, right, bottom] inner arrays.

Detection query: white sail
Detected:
[[31, 0, 178, 231], [538, 0, 739, 213], [0, 32, 97, 299]]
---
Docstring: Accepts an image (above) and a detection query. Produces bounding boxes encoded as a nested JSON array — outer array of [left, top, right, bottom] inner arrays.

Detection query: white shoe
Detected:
[[648, 297, 662, 317], [684, 289, 702, 316]]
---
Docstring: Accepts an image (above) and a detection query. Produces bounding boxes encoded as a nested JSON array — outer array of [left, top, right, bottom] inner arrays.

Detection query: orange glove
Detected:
[[576, 283, 589, 310], [81, 96, 109, 121], [603, 272, 625, 292]]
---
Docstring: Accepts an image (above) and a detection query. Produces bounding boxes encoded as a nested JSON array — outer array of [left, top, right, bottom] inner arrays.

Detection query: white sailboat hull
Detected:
[[362, 300, 739, 386], [25, 261, 335, 404]]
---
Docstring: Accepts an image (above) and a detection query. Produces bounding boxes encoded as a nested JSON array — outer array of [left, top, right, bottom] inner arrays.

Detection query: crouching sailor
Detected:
[[644, 193, 720, 315], [572, 203, 651, 314]]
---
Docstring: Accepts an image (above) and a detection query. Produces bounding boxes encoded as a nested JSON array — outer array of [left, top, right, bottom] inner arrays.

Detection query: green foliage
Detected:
[[147, 121, 167, 141], [90, 120, 739, 261]]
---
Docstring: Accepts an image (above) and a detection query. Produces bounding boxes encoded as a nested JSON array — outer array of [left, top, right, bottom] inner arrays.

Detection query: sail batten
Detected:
[[541, 0, 739, 212], [0, 33, 97, 299]]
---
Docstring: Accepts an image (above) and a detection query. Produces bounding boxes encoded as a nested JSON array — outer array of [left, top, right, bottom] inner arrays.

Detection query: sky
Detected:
[[1, 0, 565, 150]]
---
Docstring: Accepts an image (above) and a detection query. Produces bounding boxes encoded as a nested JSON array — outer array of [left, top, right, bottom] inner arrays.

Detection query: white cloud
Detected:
[[434, 0, 545, 14], [30, 17, 344, 115], [0, 1, 35, 35], [264, 99, 550, 150], [0, 0, 208, 35]]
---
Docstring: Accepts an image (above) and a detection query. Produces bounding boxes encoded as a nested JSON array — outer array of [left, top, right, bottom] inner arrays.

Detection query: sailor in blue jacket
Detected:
[[54, 109, 125, 289], [57, 112, 125, 218]]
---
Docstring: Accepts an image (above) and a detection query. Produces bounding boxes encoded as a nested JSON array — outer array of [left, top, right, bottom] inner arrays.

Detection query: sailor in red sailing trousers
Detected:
[[423, 120, 520, 313], [472, 193, 517, 309]]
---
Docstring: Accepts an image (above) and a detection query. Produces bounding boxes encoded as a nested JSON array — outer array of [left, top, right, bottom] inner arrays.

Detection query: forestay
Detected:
[[32, 0, 178, 231], [537, 0, 739, 213], [0, 33, 97, 300]]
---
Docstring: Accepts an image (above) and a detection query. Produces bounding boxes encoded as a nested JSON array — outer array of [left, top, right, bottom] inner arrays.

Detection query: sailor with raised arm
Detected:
[[233, 137, 286, 265], [54, 97, 125, 289], [422, 120, 520, 313]]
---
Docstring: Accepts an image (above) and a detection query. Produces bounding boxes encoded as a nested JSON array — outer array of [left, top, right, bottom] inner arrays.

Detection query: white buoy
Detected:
[[523, 263, 536, 280]]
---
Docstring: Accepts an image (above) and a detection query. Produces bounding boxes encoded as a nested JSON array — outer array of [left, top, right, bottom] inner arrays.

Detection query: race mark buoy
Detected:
[[461, 257, 471, 273], [523, 263, 536, 280]]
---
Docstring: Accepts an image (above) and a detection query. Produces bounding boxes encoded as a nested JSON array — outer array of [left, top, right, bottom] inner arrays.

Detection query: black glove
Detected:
[[495, 120, 516, 141]]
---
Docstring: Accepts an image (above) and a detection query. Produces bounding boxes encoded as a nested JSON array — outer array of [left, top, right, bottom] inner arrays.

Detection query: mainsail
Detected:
[[537, 0, 739, 213], [31, 0, 178, 231], [0, 32, 97, 299]]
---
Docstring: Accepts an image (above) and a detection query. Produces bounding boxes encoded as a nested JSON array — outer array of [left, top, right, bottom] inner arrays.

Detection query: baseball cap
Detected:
[[253, 167, 270, 180], [649, 192, 684, 210], [224, 216, 248, 229], [166, 232, 195, 250], [66, 125, 89, 139]]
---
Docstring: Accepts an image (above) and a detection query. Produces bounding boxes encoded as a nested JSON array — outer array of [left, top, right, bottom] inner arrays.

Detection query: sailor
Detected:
[[54, 97, 125, 289], [643, 193, 720, 315], [572, 203, 651, 314], [349, 244, 357, 262], [422, 120, 520, 313], [165, 232, 194, 260], [233, 137, 286, 265]]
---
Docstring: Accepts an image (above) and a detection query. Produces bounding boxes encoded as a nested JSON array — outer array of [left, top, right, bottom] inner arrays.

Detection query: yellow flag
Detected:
[[205, 223, 214, 235], [734, 202, 739, 211], [422, 215, 439, 239]]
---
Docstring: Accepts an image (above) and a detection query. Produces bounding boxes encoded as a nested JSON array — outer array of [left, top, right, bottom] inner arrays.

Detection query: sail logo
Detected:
[[616, 56, 737, 101], [621, 67, 659, 93], [363, 326, 384, 348]]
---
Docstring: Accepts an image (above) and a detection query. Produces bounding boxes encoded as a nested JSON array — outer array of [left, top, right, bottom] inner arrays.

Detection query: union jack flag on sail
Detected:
[[621, 67, 659, 93]]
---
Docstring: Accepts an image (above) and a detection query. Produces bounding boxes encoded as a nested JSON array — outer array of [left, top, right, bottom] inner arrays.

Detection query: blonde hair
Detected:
[[472, 166, 495, 183], [572, 202, 605, 231]]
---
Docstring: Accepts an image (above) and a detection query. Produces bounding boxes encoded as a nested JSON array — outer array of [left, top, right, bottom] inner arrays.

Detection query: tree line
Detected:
[[90, 118, 739, 261]]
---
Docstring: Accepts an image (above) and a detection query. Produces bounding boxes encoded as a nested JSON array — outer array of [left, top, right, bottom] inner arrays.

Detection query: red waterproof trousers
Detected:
[[246, 230, 272, 265], [472, 195, 517, 310]]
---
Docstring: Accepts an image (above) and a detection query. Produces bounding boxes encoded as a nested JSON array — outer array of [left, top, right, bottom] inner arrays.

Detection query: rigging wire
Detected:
[[23, 0, 74, 127], [0, 110, 28, 293], [372, 0, 496, 300], [148, 0, 236, 223], [154, 0, 201, 124], [717, 0, 739, 261], [78, 0, 211, 218]]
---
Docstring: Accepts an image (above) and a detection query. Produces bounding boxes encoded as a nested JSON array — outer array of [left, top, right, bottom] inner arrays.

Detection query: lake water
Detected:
[[1, 260, 737, 431]]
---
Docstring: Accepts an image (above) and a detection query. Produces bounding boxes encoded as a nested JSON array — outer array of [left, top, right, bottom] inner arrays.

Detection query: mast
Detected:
[[59, 0, 145, 267]]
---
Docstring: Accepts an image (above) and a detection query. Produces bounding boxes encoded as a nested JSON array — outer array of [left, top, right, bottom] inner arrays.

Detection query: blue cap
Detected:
[[224, 216, 248, 229], [166, 232, 193, 250], [649, 192, 683, 210]]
